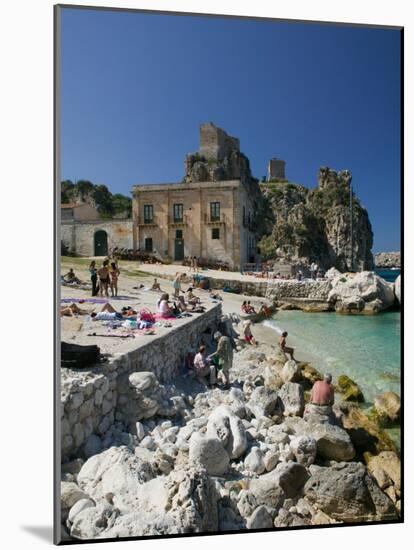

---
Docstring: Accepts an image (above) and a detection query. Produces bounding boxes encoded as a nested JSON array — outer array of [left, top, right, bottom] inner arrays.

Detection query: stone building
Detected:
[[61, 203, 132, 256], [132, 123, 260, 268], [267, 158, 286, 181]]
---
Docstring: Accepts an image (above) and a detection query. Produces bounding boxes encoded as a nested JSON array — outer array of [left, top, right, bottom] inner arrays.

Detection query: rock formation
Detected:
[[374, 251, 401, 268], [258, 167, 374, 271], [61, 342, 399, 541]]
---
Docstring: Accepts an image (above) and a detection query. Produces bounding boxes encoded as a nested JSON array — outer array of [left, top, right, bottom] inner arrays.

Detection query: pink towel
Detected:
[[154, 313, 176, 320]]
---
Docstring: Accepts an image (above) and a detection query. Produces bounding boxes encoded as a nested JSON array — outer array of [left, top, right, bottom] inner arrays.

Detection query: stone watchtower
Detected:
[[267, 158, 286, 181], [199, 122, 240, 161]]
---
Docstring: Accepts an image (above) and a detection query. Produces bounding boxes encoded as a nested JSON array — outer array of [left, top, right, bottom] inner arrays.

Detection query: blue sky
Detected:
[[60, 8, 401, 252]]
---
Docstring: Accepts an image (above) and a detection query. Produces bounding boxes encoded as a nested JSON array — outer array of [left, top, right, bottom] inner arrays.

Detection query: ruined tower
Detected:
[[267, 158, 286, 181]]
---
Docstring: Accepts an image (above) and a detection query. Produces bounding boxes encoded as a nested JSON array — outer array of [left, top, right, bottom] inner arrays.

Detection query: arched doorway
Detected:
[[94, 230, 108, 256]]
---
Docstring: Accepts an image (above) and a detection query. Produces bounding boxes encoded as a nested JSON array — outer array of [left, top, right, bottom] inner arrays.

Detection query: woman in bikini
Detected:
[[110, 262, 120, 297]]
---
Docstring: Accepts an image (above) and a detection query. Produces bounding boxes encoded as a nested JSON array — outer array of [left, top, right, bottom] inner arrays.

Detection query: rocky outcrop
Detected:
[[337, 374, 365, 402], [258, 167, 374, 271], [394, 275, 401, 304], [189, 433, 230, 476], [373, 392, 401, 426], [328, 271, 395, 314], [304, 462, 397, 522], [375, 252, 401, 269]]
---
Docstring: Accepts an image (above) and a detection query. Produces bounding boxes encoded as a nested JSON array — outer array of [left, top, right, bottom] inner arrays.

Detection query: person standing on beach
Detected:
[[97, 261, 110, 297], [279, 331, 295, 361], [208, 331, 233, 388], [194, 256, 199, 272], [89, 261, 98, 296], [310, 373, 335, 406], [110, 262, 120, 297], [173, 272, 182, 298]]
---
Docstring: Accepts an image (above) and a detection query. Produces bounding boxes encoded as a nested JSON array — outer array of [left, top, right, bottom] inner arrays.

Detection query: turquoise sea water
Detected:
[[263, 310, 401, 405], [375, 269, 401, 283]]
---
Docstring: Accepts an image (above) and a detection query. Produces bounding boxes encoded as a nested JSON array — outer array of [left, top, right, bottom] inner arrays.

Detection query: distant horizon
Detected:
[[60, 8, 401, 253]]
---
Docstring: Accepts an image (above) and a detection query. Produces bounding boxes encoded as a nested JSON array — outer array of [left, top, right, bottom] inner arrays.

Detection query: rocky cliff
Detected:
[[257, 167, 374, 272], [374, 252, 401, 268]]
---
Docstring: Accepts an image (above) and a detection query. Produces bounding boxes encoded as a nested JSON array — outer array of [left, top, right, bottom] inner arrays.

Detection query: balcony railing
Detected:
[[137, 216, 158, 227], [204, 213, 226, 225], [168, 214, 188, 226]]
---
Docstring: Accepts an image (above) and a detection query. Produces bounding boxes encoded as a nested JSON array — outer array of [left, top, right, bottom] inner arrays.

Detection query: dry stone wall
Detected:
[[61, 304, 221, 460]]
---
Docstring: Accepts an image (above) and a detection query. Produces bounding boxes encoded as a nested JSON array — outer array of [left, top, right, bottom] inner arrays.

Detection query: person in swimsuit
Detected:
[[157, 293, 173, 318], [110, 262, 120, 297], [151, 278, 161, 291], [60, 303, 88, 317], [279, 331, 295, 361], [97, 262, 110, 297], [242, 320, 258, 346]]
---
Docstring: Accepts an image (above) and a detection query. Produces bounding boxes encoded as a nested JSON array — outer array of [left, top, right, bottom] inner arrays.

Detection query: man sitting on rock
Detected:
[[310, 373, 335, 406], [304, 373, 336, 424]]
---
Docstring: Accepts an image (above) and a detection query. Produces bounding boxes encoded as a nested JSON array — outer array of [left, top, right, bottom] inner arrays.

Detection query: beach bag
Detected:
[[139, 308, 155, 323]]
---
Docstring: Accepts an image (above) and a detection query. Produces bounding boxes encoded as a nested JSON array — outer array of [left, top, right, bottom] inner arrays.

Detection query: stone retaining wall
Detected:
[[60, 304, 221, 460]]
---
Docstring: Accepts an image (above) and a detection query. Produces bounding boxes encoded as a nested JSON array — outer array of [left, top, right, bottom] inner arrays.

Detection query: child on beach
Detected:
[[242, 320, 258, 346], [279, 331, 296, 361]]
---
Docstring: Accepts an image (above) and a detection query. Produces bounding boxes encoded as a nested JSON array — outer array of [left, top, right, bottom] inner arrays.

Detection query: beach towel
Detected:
[[61, 298, 107, 304]]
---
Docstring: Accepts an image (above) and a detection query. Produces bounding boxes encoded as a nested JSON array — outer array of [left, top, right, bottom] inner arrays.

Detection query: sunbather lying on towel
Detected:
[[91, 302, 136, 321], [60, 303, 88, 317]]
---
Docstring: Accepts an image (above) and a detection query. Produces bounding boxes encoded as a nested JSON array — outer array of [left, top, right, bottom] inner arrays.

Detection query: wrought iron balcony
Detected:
[[168, 214, 188, 226], [204, 213, 226, 225]]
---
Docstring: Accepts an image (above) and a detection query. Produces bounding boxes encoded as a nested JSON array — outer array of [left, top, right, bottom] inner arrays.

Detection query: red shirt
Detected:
[[311, 380, 334, 405]]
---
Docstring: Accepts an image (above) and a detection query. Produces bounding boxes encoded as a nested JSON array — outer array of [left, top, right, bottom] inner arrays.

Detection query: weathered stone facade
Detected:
[[61, 219, 133, 256], [133, 123, 260, 268]]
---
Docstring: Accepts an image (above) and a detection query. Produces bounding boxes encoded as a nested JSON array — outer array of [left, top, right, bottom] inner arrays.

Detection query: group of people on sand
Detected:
[[188, 256, 200, 273], [89, 260, 120, 298], [191, 331, 233, 388], [156, 291, 206, 318]]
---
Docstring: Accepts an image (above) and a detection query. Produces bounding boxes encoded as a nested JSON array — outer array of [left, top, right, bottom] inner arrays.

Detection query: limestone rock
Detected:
[[129, 372, 157, 392], [61, 482, 89, 515], [278, 382, 304, 416], [373, 392, 401, 425], [365, 451, 401, 497], [247, 386, 280, 418], [77, 446, 154, 512], [246, 505, 273, 529], [273, 461, 309, 498], [244, 447, 266, 475], [304, 462, 397, 522], [303, 403, 336, 425], [329, 271, 395, 314], [338, 403, 396, 454], [68, 498, 95, 524], [248, 471, 285, 509], [281, 360, 301, 383], [189, 433, 230, 476], [206, 405, 247, 459], [394, 274, 401, 304], [70, 503, 119, 540], [290, 435, 317, 466], [299, 422, 355, 461]]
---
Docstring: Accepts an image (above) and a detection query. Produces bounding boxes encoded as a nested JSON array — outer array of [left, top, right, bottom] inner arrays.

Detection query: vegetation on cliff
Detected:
[[61, 180, 132, 218], [255, 168, 374, 271]]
